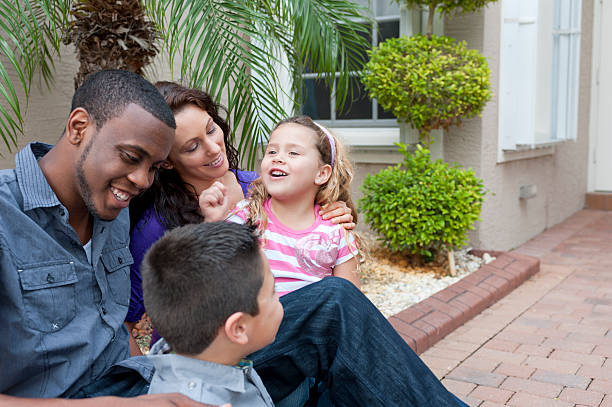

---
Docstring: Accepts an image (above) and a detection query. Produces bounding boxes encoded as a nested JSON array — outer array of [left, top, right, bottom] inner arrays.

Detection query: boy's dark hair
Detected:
[[142, 222, 263, 355], [71, 69, 176, 131]]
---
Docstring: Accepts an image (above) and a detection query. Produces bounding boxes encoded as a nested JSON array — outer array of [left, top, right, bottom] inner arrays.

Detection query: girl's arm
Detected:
[[199, 181, 230, 222], [333, 257, 360, 289]]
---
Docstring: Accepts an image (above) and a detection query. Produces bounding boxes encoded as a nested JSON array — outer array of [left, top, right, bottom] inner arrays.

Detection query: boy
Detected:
[[141, 222, 283, 407]]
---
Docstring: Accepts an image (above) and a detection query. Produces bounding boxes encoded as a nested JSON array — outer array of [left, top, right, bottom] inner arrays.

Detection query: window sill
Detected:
[[497, 139, 570, 163], [331, 126, 400, 147], [348, 145, 407, 164]]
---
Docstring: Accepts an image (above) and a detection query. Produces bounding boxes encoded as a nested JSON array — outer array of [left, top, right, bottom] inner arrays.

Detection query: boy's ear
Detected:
[[65, 108, 93, 146], [315, 164, 332, 186], [223, 312, 249, 345]]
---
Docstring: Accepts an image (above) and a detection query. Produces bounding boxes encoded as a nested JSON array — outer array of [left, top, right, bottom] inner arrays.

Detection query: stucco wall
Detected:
[[443, 1, 592, 250]]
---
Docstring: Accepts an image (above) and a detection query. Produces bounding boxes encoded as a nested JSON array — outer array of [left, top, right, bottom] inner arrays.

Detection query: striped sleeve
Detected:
[[334, 229, 358, 266], [226, 199, 249, 225]]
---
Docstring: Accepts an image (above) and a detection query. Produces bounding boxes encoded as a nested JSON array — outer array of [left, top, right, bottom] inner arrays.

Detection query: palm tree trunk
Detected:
[[67, 0, 158, 89]]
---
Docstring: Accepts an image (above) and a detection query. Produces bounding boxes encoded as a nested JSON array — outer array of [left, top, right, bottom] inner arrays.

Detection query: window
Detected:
[[293, 3, 439, 147], [300, 0, 400, 130], [499, 0, 581, 151]]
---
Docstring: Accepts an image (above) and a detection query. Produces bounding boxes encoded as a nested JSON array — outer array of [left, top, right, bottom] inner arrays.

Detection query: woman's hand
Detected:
[[319, 201, 355, 230], [199, 181, 229, 222]]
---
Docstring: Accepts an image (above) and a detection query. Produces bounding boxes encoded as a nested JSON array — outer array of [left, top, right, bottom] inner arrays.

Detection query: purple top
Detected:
[[127, 170, 259, 323]]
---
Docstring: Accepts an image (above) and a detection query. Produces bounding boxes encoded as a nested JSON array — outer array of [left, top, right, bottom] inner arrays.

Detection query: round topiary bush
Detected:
[[359, 143, 485, 259], [361, 34, 491, 137]]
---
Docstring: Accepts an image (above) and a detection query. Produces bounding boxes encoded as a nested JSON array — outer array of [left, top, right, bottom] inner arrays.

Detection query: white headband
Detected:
[[313, 122, 336, 166]]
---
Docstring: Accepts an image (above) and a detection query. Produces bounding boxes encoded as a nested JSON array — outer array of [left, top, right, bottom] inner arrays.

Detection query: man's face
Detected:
[[75, 103, 174, 220]]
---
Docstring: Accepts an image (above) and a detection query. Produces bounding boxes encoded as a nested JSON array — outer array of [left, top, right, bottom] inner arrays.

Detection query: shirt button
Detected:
[[187, 381, 197, 389], [118, 257, 123, 264], [46, 273, 55, 283], [100, 226, 105, 234], [102, 306, 107, 315]]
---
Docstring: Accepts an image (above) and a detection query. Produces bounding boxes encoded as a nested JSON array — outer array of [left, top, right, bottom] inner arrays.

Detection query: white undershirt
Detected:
[[83, 240, 92, 264]]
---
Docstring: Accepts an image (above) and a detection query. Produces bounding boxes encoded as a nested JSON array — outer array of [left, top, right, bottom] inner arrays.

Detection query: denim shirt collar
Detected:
[[14, 142, 114, 230], [15, 142, 61, 211]]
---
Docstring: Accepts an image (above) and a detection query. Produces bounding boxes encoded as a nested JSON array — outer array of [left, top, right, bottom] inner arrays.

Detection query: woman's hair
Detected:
[[129, 82, 241, 230], [246, 115, 358, 233]]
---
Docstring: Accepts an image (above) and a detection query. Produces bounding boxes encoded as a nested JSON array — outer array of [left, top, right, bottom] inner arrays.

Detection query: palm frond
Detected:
[[147, 0, 371, 169], [0, 0, 70, 152]]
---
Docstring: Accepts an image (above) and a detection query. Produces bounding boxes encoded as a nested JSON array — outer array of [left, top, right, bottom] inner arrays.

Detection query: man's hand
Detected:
[[199, 181, 229, 222], [131, 393, 230, 407], [0, 393, 230, 407]]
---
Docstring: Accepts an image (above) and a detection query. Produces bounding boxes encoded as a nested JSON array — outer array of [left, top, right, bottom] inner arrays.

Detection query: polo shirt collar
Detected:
[[149, 354, 249, 393]]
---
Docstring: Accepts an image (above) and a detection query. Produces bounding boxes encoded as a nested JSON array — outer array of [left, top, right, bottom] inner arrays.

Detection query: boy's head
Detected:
[[142, 222, 283, 356]]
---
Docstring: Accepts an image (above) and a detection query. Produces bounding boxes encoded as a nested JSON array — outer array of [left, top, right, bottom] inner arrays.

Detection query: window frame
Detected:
[[298, 3, 442, 147]]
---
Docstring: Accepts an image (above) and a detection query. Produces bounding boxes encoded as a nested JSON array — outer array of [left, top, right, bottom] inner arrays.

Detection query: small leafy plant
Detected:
[[399, 0, 499, 39], [359, 143, 485, 263], [361, 34, 491, 139]]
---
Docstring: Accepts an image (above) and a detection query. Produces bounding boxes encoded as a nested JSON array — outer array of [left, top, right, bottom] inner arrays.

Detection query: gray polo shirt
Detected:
[[148, 352, 274, 407], [0, 143, 152, 397]]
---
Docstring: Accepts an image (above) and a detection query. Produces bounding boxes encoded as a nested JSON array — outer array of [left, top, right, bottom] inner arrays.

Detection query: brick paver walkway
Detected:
[[422, 210, 612, 406]]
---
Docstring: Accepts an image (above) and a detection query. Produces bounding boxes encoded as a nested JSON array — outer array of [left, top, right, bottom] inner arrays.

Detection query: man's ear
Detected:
[[161, 160, 174, 170], [223, 312, 249, 345], [315, 164, 332, 186], [65, 108, 93, 146]]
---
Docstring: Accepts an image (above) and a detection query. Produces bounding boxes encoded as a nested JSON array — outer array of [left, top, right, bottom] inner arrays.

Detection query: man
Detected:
[[0, 70, 214, 406]]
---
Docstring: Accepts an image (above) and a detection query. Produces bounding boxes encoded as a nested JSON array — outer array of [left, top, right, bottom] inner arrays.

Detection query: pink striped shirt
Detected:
[[227, 199, 357, 296]]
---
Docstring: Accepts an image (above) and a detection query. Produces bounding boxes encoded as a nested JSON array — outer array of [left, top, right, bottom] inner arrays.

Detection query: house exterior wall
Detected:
[[443, 0, 593, 250], [0, 3, 594, 253]]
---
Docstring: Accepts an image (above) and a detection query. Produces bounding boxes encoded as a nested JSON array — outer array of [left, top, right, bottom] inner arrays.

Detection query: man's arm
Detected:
[[0, 394, 230, 407]]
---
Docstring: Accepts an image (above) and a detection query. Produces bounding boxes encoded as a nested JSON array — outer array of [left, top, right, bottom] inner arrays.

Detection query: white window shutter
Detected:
[[551, 0, 581, 141], [499, 0, 539, 149]]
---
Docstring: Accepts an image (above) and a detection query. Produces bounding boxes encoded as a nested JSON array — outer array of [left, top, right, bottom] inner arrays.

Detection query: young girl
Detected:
[[202, 115, 361, 296]]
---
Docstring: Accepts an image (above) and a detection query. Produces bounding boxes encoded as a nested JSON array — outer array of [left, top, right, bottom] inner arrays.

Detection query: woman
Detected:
[[128, 82, 468, 407], [127, 82, 354, 330]]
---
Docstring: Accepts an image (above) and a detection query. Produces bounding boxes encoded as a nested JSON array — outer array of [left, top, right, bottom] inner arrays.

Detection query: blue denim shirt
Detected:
[[0, 143, 152, 397]]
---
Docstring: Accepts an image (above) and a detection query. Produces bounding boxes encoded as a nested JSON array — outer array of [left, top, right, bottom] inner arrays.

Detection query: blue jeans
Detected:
[[251, 277, 468, 407]]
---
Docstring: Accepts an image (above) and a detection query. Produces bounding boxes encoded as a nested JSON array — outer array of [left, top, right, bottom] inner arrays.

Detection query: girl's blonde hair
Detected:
[[246, 116, 361, 257]]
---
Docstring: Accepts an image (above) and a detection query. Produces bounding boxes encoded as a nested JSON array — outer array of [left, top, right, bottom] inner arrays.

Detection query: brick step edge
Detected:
[[388, 251, 540, 355]]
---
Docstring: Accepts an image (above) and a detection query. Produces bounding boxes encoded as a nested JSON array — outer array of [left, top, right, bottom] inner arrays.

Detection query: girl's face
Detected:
[[260, 123, 331, 202], [165, 104, 229, 190]]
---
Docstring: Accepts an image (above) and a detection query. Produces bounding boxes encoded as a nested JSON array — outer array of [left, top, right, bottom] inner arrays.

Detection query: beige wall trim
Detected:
[[497, 145, 560, 163]]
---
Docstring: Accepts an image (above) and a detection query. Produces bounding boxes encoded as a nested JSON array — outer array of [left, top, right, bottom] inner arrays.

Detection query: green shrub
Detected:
[[359, 143, 485, 258], [361, 34, 491, 138]]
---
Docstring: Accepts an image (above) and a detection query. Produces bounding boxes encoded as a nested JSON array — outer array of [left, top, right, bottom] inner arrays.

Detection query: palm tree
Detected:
[[67, 0, 158, 89], [0, 0, 370, 167]]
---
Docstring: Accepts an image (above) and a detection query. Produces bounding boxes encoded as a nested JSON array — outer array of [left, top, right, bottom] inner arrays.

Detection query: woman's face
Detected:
[[166, 104, 229, 189]]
